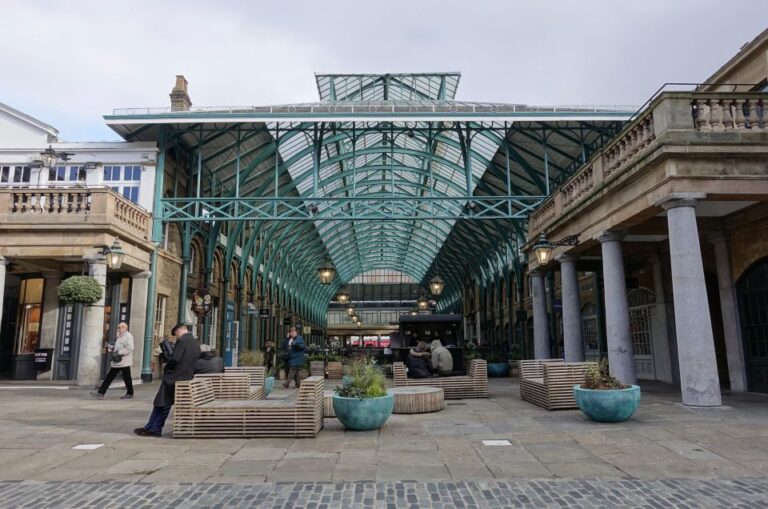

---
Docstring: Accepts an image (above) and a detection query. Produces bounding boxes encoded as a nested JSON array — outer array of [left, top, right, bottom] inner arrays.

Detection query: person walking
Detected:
[[263, 340, 275, 376], [91, 322, 134, 400], [281, 327, 305, 389], [134, 322, 200, 437]]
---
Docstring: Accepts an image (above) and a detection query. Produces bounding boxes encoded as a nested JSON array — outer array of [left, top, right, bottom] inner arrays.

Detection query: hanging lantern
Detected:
[[336, 290, 350, 304], [346, 303, 356, 317], [429, 275, 445, 296], [105, 238, 125, 270], [532, 233, 554, 266], [417, 294, 429, 311], [317, 258, 336, 284], [408, 308, 418, 316]]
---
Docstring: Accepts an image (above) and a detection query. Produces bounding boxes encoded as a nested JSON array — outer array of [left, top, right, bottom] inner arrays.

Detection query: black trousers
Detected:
[[98, 366, 134, 395]]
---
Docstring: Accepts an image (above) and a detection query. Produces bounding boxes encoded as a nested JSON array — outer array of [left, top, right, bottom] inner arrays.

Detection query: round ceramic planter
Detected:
[[573, 385, 641, 423], [332, 393, 394, 431], [264, 376, 275, 397], [486, 362, 509, 377]]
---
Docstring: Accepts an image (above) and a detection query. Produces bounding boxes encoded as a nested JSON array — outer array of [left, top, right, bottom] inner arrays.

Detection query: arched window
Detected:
[[628, 287, 656, 380]]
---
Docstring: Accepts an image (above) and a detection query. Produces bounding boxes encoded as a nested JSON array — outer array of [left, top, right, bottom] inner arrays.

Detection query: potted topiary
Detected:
[[57, 275, 103, 305], [485, 353, 509, 377], [574, 359, 641, 423], [333, 360, 394, 431]]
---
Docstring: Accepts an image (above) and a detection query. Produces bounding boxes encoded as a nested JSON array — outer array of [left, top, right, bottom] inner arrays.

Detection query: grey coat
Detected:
[[153, 333, 201, 407]]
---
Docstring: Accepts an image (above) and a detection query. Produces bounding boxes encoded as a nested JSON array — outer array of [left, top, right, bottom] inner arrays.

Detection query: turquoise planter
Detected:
[[332, 394, 394, 431], [487, 362, 509, 377], [263, 376, 275, 397], [573, 385, 641, 423]]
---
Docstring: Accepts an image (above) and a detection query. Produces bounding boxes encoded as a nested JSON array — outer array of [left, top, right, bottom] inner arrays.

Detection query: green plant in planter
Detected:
[[307, 354, 326, 362], [239, 350, 264, 367], [326, 354, 342, 362], [464, 342, 480, 361], [335, 360, 387, 398], [484, 352, 503, 363], [508, 345, 522, 362], [574, 358, 640, 423], [582, 359, 629, 390], [57, 276, 102, 305]]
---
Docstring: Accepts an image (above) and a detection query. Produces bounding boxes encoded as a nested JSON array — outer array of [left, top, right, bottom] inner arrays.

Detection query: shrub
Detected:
[[582, 358, 630, 390], [484, 352, 504, 363], [239, 350, 264, 367], [57, 276, 102, 305], [335, 359, 387, 399], [307, 354, 326, 362]]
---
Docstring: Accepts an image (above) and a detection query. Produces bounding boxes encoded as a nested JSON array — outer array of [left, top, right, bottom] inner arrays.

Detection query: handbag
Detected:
[[111, 351, 124, 363]]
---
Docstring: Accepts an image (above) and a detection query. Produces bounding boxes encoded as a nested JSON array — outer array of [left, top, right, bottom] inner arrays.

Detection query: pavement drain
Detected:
[[72, 444, 104, 450], [482, 440, 512, 446]]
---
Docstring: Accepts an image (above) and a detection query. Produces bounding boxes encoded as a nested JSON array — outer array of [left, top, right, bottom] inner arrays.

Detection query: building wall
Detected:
[[727, 204, 768, 282]]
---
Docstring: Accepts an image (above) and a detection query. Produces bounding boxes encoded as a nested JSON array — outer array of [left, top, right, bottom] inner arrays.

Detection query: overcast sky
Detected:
[[2, 1, 765, 141]]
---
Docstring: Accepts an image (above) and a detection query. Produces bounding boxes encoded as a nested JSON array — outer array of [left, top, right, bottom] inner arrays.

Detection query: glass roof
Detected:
[[315, 73, 461, 102]]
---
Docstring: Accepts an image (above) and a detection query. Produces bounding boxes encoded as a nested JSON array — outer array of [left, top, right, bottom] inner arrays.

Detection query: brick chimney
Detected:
[[170, 75, 192, 112]]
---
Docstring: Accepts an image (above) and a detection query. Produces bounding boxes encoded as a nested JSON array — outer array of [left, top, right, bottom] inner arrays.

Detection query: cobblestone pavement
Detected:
[[1, 478, 767, 508], [2, 378, 768, 507]]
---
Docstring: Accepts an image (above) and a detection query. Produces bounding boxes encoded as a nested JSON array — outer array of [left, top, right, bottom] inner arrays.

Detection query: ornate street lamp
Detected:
[[429, 275, 445, 296], [336, 290, 350, 304], [104, 238, 125, 270], [39, 145, 72, 170], [532, 233, 579, 266], [317, 258, 336, 284], [96, 238, 126, 270]]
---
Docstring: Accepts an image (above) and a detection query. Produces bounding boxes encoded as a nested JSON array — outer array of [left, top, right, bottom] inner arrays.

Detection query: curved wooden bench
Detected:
[[195, 372, 264, 400], [224, 366, 267, 397], [392, 359, 488, 399], [520, 360, 596, 410], [173, 376, 324, 438]]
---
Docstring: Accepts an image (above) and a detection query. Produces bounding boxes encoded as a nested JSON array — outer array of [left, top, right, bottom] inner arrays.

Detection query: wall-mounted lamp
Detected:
[[531, 233, 579, 266]]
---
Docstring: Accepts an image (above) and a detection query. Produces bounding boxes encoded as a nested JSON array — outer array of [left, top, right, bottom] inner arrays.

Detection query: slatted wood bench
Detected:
[[173, 375, 324, 438], [224, 367, 267, 397], [520, 360, 596, 410], [195, 372, 264, 400], [392, 359, 488, 399]]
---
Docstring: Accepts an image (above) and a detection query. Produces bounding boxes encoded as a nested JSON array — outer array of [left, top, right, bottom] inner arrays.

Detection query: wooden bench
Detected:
[[173, 375, 324, 438], [520, 360, 596, 410], [392, 359, 488, 399], [389, 386, 445, 414], [224, 366, 267, 394], [195, 372, 264, 400]]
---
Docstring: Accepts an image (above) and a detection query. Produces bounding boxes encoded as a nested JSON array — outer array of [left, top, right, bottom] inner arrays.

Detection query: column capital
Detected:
[[557, 254, 579, 264], [529, 269, 546, 279], [654, 192, 706, 210], [596, 230, 627, 243], [132, 271, 152, 280], [82, 254, 107, 265]]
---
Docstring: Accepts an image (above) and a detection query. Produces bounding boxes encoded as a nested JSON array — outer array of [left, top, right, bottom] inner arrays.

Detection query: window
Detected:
[[103, 165, 142, 203], [49, 165, 85, 184], [0, 165, 31, 187]]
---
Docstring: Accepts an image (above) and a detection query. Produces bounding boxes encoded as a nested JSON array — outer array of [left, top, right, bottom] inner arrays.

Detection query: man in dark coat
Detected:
[[281, 327, 305, 389], [406, 340, 433, 378], [194, 344, 224, 374], [134, 322, 201, 437]]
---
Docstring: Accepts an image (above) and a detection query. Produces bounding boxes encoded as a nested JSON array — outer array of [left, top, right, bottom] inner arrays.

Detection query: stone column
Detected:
[[662, 198, 721, 406], [531, 270, 551, 359], [38, 272, 62, 380], [559, 255, 584, 362], [129, 271, 151, 380], [77, 255, 107, 386], [598, 231, 637, 385], [0, 257, 8, 332], [709, 232, 747, 392]]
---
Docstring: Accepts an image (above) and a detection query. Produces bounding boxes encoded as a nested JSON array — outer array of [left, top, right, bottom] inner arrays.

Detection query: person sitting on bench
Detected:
[[406, 341, 432, 378], [430, 339, 453, 376]]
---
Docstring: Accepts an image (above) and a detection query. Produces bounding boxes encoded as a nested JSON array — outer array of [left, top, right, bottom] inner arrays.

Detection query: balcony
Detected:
[[0, 186, 151, 242], [528, 91, 768, 240]]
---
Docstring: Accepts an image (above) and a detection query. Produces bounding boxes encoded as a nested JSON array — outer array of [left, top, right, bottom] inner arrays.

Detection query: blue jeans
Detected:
[[144, 405, 171, 433]]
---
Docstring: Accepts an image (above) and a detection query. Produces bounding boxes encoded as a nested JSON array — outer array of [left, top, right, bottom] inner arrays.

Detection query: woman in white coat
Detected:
[[91, 322, 134, 400]]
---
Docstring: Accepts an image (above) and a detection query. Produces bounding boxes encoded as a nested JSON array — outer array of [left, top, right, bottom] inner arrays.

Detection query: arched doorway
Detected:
[[737, 258, 768, 393]]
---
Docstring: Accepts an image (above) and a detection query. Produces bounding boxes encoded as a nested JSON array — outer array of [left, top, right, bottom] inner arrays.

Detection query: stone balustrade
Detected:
[[0, 186, 151, 241], [692, 95, 765, 131], [527, 91, 768, 239]]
